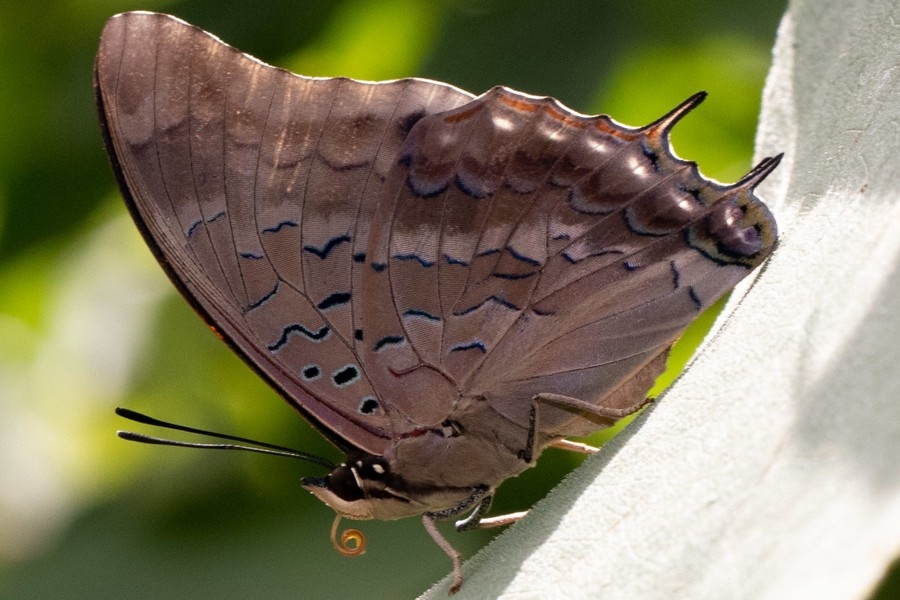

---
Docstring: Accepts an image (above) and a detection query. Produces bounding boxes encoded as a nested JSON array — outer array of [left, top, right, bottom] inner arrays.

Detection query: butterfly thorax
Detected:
[[303, 395, 536, 521]]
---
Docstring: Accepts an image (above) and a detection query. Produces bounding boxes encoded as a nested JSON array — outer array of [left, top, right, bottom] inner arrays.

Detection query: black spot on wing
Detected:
[[301, 364, 321, 381], [332, 364, 361, 387], [303, 235, 351, 259], [359, 396, 380, 415]]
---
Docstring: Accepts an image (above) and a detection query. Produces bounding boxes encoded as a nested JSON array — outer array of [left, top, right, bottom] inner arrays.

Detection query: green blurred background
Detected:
[[0, 0, 787, 598]]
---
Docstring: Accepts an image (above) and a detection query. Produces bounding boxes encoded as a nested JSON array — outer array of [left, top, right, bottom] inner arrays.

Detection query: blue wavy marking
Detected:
[[240, 251, 263, 260], [403, 308, 441, 322], [688, 286, 702, 310], [450, 341, 487, 353], [373, 335, 405, 352], [186, 211, 227, 238], [444, 254, 469, 267], [456, 173, 489, 199], [532, 307, 556, 316], [623, 260, 640, 271], [187, 220, 202, 238], [476, 248, 501, 258], [303, 235, 351, 259], [492, 270, 537, 280], [248, 282, 279, 310], [262, 220, 299, 234], [394, 253, 435, 268], [670, 261, 681, 289], [317, 292, 351, 310], [505, 246, 540, 267], [567, 189, 612, 216], [562, 248, 623, 264], [404, 167, 449, 198], [454, 294, 520, 316], [641, 141, 660, 171], [267, 323, 330, 351]]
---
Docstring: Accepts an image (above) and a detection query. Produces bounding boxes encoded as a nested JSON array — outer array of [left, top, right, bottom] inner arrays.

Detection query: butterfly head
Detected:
[[303, 454, 424, 521], [302, 450, 486, 521]]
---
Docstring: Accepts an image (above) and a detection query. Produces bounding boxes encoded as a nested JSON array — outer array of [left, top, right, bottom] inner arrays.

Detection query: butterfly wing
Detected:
[[361, 87, 778, 437], [94, 12, 474, 454]]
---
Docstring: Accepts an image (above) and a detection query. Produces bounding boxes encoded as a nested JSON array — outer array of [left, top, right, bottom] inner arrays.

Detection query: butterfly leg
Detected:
[[534, 392, 650, 421], [422, 513, 464, 594], [547, 438, 600, 454], [529, 393, 652, 455], [421, 486, 491, 593], [454, 493, 493, 531]]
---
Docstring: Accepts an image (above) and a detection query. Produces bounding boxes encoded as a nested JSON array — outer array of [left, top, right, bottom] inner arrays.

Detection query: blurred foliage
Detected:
[[0, 0, 792, 598]]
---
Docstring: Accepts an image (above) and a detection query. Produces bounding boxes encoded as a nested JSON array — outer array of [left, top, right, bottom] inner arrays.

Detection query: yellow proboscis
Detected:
[[330, 514, 366, 557]]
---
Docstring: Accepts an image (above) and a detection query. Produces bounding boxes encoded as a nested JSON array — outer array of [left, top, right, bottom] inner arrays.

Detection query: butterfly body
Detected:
[[96, 11, 779, 592]]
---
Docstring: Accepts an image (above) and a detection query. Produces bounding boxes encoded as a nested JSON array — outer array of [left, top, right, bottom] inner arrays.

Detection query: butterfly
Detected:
[[94, 11, 779, 593]]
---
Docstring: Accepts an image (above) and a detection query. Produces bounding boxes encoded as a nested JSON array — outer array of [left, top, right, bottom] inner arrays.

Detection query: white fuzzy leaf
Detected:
[[423, 0, 900, 597]]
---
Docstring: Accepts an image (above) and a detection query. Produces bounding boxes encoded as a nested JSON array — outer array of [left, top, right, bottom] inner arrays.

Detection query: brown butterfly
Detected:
[[95, 11, 779, 593]]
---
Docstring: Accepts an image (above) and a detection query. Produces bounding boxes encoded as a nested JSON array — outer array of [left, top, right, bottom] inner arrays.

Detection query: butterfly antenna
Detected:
[[115, 407, 336, 470]]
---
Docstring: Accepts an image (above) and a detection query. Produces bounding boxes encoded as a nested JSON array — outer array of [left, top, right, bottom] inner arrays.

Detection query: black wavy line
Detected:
[[267, 323, 330, 351], [303, 235, 351, 259]]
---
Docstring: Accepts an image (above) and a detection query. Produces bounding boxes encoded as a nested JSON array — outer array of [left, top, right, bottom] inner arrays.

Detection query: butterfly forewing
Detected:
[[95, 12, 477, 452]]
